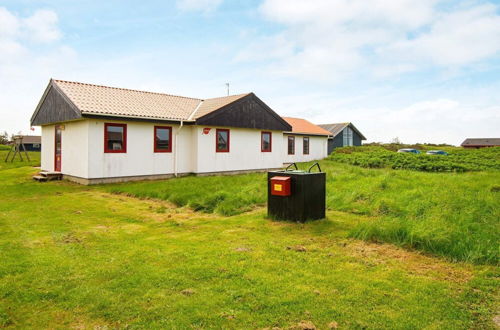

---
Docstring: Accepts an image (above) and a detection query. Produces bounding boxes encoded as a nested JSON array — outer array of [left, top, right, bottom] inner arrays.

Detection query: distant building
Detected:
[[11, 135, 41, 151], [461, 138, 500, 149], [318, 122, 366, 154]]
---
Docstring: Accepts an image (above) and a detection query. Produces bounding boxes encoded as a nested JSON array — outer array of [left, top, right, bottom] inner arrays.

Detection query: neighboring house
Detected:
[[30, 79, 292, 184], [461, 138, 500, 149], [12, 135, 42, 151], [282, 117, 330, 163], [318, 122, 366, 154]]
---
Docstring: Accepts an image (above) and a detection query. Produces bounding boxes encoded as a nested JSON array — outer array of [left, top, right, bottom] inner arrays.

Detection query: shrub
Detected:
[[328, 146, 500, 172]]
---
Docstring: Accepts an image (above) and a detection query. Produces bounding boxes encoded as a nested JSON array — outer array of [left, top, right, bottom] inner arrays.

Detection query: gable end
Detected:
[[31, 81, 82, 126], [195, 93, 292, 131]]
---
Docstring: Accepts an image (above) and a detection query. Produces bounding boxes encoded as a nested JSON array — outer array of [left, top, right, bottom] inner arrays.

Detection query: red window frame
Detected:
[[287, 136, 295, 155], [104, 123, 127, 153], [154, 126, 172, 153], [261, 131, 272, 152], [216, 128, 230, 152], [303, 136, 310, 155]]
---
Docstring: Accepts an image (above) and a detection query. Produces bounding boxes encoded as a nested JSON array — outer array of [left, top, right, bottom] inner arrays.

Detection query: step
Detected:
[[40, 172, 63, 180], [33, 175, 48, 182], [40, 171, 62, 177]]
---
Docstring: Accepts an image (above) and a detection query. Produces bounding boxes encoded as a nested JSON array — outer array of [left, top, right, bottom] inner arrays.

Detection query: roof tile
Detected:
[[282, 117, 331, 136], [52, 79, 248, 122]]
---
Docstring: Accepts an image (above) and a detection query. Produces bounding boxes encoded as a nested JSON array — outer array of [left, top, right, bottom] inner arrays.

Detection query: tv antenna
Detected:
[[225, 83, 229, 96]]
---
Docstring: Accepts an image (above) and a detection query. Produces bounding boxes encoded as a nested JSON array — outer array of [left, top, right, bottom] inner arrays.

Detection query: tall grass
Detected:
[[106, 173, 267, 216], [324, 163, 499, 264], [105, 158, 500, 264]]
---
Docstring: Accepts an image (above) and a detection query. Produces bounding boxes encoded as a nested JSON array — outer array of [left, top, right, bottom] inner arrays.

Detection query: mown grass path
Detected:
[[0, 164, 498, 328]]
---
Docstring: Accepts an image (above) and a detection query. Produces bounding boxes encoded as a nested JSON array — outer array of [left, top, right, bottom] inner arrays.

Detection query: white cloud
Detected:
[[22, 9, 61, 43], [380, 3, 500, 66], [0, 7, 20, 38], [0, 7, 70, 135], [176, 0, 223, 12], [301, 98, 500, 145], [0, 7, 61, 43], [239, 0, 500, 81]]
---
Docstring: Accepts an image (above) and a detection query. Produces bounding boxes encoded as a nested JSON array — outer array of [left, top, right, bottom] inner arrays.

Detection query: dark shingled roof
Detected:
[[318, 122, 366, 140], [461, 138, 500, 147], [12, 135, 41, 144]]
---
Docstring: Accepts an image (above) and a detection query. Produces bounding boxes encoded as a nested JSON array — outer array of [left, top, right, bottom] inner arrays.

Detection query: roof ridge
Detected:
[[282, 116, 307, 120], [202, 92, 251, 101], [188, 100, 204, 121], [53, 79, 203, 102]]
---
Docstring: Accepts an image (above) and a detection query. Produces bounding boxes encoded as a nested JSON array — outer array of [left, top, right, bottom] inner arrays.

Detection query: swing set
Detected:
[[4, 135, 31, 162]]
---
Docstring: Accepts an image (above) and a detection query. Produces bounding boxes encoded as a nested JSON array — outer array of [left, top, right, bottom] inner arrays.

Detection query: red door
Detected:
[[54, 125, 62, 172]]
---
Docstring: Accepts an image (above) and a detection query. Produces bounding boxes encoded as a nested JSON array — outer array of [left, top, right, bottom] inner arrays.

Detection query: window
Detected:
[[261, 131, 272, 152], [287, 136, 295, 155], [154, 126, 172, 152], [343, 127, 353, 146], [303, 137, 310, 154], [216, 129, 230, 152], [104, 123, 127, 153]]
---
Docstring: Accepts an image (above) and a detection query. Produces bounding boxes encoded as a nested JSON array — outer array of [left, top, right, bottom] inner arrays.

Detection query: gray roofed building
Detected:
[[461, 138, 500, 148], [318, 122, 366, 154]]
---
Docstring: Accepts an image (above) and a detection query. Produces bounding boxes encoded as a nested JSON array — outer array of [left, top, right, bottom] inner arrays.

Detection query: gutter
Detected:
[[173, 120, 184, 177]]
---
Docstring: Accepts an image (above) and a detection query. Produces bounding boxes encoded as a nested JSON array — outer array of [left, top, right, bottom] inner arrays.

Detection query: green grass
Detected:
[[0, 147, 40, 171], [328, 146, 500, 172], [106, 173, 267, 216], [0, 165, 498, 328], [107, 158, 500, 265]]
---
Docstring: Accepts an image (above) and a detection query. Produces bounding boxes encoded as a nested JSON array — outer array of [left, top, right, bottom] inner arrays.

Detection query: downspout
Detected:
[[174, 120, 184, 177]]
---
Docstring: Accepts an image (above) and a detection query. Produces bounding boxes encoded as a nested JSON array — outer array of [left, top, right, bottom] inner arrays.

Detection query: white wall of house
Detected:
[[283, 134, 328, 163], [41, 121, 89, 178], [63, 120, 90, 178], [193, 126, 284, 173], [40, 124, 55, 172], [42, 120, 328, 180], [86, 119, 194, 179]]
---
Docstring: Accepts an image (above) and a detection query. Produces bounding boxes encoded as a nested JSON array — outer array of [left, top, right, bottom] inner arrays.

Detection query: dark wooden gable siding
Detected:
[[195, 93, 292, 131], [31, 83, 82, 126]]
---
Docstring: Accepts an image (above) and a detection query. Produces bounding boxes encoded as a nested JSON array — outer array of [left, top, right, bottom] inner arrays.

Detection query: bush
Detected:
[[328, 146, 500, 172]]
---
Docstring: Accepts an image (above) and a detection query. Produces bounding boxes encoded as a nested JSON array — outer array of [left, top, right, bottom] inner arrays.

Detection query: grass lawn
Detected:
[[106, 160, 500, 265], [0, 149, 498, 328]]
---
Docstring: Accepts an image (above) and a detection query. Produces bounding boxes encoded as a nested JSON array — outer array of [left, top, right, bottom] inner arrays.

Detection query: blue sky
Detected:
[[1, 0, 499, 144]]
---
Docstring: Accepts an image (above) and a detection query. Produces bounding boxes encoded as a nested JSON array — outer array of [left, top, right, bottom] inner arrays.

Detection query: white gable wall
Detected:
[[194, 126, 284, 173], [283, 134, 328, 163], [40, 124, 54, 172], [41, 121, 89, 178]]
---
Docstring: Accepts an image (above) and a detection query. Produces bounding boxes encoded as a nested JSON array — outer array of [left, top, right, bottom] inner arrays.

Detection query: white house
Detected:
[[31, 79, 329, 184], [282, 117, 330, 164]]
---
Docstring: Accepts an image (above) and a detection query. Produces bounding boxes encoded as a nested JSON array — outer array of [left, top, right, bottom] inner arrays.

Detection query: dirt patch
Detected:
[[347, 241, 473, 283], [220, 312, 236, 320], [235, 247, 252, 252], [180, 288, 195, 296], [287, 245, 307, 252], [493, 315, 500, 328], [59, 233, 83, 244], [327, 321, 339, 329], [291, 320, 316, 330]]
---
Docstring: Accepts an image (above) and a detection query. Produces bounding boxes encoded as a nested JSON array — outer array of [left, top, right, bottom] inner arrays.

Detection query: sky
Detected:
[[0, 0, 499, 145]]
